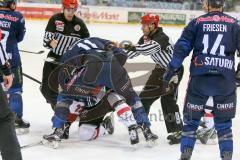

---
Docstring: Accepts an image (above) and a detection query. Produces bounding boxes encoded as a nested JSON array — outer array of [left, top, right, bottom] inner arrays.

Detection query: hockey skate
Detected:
[[128, 124, 140, 145], [196, 127, 217, 144], [141, 124, 158, 147], [62, 122, 71, 139], [167, 131, 182, 145], [179, 148, 193, 160], [101, 113, 114, 135], [222, 151, 232, 160], [42, 128, 64, 149], [15, 118, 30, 135]]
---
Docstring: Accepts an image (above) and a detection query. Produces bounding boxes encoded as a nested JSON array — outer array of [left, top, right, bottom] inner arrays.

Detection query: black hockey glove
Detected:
[[123, 44, 136, 51], [162, 64, 179, 93]]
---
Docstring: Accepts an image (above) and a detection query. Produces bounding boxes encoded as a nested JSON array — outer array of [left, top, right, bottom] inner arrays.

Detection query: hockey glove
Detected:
[[236, 62, 240, 87], [123, 44, 136, 51], [118, 40, 136, 51], [162, 64, 179, 93]]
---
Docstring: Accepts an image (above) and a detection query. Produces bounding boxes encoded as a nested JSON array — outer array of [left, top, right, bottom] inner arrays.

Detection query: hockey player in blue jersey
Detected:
[[0, 0, 30, 134], [42, 37, 158, 147], [163, 0, 239, 159]]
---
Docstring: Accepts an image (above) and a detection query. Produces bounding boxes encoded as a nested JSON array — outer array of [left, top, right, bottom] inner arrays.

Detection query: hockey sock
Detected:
[[106, 92, 137, 127], [52, 107, 69, 128], [115, 103, 137, 128], [181, 118, 200, 154], [9, 92, 23, 118], [214, 118, 233, 159], [132, 107, 151, 128]]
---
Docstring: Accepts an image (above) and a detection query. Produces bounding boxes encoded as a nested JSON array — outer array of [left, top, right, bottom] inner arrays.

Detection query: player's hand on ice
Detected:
[[3, 74, 13, 89], [50, 39, 58, 48]]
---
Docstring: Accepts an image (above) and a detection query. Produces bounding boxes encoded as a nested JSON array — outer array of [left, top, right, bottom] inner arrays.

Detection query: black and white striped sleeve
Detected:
[[43, 31, 55, 49], [43, 16, 56, 49], [127, 40, 174, 68], [127, 40, 161, 58], [0, 43, 11, 75]]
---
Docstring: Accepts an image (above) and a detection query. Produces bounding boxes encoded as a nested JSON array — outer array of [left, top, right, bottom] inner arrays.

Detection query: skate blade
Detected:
[[16, 128, 30, 135], [129, 143, 140, 151], [146, 139, 158, 148], [41, 139, 60, 149]]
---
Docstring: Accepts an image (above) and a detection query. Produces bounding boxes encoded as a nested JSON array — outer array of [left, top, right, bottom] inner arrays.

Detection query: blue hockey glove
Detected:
[[162, 64, 179, 93]]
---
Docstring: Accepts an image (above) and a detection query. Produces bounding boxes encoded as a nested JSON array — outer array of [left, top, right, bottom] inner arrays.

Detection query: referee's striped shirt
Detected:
[[43, 31, 81, 56], [43, 13, 90, 56], [127, 40, 173, 68]]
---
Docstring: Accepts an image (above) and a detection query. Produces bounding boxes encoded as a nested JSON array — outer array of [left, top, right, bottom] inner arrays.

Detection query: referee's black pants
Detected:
[[0, 85, 22, 160], [41, 51, 61, 108], [139, 65, 184, 133]]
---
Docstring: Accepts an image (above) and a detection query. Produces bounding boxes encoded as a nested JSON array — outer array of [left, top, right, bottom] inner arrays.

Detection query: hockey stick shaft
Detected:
[[22, 73, 41, 85], [21, 141, 43, 149], [19, 50, 44, 54]]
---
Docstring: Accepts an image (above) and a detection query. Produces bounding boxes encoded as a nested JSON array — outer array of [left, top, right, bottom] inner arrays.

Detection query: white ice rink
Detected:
[[9, 20, 240, 160]]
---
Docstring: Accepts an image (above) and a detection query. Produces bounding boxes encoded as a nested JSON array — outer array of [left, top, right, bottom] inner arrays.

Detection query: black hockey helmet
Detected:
[[208, 0, 225, 8], [0, 0, 16, 8]]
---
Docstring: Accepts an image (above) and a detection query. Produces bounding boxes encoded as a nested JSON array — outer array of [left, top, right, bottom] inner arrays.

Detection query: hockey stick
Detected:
[[22, 73, 41, 85], [19, 50, 44, 54], [21, 141, 43, 149]]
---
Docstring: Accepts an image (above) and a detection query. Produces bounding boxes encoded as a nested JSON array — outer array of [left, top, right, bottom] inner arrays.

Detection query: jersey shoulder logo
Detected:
[[74, 24, 81, 31], [55, 20, 64, 32]]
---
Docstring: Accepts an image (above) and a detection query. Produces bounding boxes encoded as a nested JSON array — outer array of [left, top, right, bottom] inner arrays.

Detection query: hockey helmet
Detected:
[[208, 0, 225, 7], [141, 13, 160, 28], [0, 0, 16, 8], [62, 0, 78, 9]]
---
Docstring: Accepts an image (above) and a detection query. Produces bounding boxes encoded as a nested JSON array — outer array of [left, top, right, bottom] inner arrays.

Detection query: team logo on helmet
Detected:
[[74, 24, 81, 31]]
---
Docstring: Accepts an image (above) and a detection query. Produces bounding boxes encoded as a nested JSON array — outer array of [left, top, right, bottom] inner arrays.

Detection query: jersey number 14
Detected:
[[202, 34, 225, 56]]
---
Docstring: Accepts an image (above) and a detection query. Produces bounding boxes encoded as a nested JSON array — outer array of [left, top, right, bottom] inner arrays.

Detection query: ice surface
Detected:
[[7, 20, 240, 160]]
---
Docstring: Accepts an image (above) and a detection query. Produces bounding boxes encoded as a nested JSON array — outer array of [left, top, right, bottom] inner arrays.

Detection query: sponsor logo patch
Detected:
[[55, 20, 64, 32], [74, 24, 81, 31]]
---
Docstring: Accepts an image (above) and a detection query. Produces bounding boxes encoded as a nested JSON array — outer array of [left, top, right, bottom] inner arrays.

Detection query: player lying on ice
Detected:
[[42, 37, 158, 148]]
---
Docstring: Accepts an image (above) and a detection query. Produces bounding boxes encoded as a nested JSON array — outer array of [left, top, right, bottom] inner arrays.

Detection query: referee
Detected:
[[0, 36, 22, 159], [125, 13, 184, 144], [41, 0, 90, 109]]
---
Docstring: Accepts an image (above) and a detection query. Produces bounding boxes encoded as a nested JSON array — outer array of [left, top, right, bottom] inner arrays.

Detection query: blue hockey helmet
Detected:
[[208, 0, 225, 7], [0, 0, 16, 8]]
